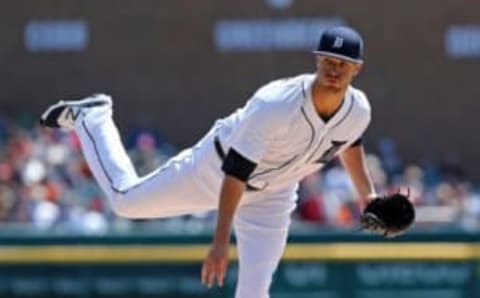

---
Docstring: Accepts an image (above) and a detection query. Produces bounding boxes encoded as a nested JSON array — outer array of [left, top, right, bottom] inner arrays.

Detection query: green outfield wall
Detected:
[[0, 231, 478, 298]]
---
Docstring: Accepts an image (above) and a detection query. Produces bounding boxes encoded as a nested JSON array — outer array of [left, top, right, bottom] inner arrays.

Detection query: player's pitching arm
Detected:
[[201, 175, 245, 288], [338, 143, 377, 207], [201, 148, 257, 288]]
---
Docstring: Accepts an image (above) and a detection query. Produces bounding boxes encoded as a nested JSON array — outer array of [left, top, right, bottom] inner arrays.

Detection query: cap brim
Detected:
[[312, 51, 363, 64]]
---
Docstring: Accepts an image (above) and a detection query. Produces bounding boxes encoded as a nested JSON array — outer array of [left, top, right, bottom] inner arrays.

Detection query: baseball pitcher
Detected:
[[40, 26, 414, 298]]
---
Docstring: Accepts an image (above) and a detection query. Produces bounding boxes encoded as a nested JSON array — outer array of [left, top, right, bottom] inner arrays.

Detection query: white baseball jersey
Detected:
[[215, 73, 371, 191]]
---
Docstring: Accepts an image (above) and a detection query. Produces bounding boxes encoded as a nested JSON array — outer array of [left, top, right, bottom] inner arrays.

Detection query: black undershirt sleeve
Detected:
[[350, 137, 363, 147], [222, 148, 258, 182]]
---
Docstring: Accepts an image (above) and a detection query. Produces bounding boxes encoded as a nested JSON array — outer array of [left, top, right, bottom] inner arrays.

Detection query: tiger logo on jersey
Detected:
[[316, 140, 347, 163]]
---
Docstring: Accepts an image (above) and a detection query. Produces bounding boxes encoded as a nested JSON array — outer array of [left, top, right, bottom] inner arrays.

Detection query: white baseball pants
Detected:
[[73, 103, 297, 298]]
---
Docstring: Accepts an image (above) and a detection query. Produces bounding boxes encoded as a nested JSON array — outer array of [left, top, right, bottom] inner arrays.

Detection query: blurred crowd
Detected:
[[0, 113, 479, 234]]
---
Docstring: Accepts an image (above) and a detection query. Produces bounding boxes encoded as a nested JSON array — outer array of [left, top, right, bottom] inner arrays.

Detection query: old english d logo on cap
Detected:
[[332, 37, 344, 48]]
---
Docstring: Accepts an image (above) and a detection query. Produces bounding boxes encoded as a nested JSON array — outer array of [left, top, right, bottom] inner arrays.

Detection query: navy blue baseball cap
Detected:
[[313, 26, 364, 63]]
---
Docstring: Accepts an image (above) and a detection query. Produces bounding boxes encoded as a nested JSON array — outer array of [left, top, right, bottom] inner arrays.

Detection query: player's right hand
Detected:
[[201, 242, 229, 288]]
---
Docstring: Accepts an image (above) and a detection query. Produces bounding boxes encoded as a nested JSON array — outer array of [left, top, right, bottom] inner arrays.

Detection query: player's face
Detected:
[[315, 56, 363, 90]]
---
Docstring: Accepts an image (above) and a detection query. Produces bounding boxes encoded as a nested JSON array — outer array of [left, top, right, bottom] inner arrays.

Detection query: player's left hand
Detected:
[[360, 192, 415, 238], [201, 242, 229, 288]]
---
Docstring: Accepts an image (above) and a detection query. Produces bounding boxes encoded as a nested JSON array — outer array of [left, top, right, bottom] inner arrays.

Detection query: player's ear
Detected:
[[352, 62, 363, 76], [315, 55, 322, 69]]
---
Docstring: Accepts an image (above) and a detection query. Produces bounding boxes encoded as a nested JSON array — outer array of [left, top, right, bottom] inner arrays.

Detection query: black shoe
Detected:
[[40, 94, 112, 129]]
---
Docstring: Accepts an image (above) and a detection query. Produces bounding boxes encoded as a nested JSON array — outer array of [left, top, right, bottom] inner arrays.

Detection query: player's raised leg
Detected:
[[42, 94, 138, 198], [40, 94, 216, 218]]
